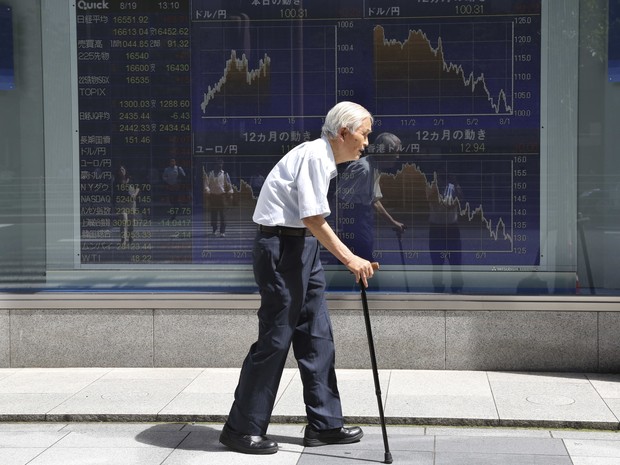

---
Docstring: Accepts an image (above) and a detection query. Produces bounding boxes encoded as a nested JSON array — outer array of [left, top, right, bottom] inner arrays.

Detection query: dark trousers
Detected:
[[209, 194, 227, 233], [226, 230, 343, 435]]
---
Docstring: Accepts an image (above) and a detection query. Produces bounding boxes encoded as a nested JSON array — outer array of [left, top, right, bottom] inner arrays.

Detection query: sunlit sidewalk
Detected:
[[0, 368, 618, 430]]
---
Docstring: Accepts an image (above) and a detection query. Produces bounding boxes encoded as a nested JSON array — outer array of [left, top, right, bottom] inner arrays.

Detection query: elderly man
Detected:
[[219, 101, 377, 455]]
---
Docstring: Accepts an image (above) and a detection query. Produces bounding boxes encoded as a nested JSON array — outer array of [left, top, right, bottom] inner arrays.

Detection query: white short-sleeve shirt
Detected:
[[253, 137, 337, 228]]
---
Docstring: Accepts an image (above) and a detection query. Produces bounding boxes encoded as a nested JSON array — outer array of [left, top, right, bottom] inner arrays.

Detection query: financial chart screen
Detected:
[[0, 5, 15, 90], [76, 0, 541, 281]]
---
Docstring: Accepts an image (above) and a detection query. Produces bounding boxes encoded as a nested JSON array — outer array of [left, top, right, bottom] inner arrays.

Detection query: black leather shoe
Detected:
[[303, 425, 364, 447], [219, 423, 278, 454]]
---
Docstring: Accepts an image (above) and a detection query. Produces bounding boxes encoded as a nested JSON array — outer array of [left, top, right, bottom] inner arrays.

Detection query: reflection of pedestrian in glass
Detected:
[[162, 158, 186, 219], [335, 132, 405, 260], [426, 168, 464, 293], [113, 165, 140, 246], [205, 158, 234, 237]]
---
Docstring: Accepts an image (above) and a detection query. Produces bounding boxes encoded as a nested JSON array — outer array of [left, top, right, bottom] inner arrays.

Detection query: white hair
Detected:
[[321, 101, 373, 139]]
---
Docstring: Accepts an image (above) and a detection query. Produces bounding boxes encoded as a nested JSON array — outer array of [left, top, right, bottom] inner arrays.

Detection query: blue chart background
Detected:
[[74, 0, 542, 278], [610, 0, 620, 82], [0, 5, 15, 90], [190, 1, 541, 269]]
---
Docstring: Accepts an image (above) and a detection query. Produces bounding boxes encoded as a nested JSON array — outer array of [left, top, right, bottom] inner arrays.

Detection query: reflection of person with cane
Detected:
[[219, 102, 377, 455], [335, 132, 405, 261]]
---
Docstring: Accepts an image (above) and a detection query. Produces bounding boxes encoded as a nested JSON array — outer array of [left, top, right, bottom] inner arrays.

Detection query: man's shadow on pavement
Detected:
[[135, 423, 304, 452], [136, 423, 388, 463]]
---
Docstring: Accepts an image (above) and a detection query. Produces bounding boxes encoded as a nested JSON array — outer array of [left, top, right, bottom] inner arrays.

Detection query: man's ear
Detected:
[[340, 128, 347, 139]]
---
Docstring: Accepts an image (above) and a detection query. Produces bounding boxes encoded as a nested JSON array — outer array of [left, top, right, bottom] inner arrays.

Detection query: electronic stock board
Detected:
[[76, 0, 541, 281]]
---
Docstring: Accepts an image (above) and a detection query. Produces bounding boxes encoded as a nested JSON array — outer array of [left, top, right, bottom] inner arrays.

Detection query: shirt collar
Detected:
[[321, 136, 338, 179]]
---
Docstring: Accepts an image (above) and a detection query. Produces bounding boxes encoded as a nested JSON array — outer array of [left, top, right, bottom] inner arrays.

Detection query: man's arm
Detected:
[[302, 214, 375, 287], [373, 200, 405, 233]]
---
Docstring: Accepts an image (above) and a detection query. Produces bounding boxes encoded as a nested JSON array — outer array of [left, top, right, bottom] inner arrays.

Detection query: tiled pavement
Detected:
[[0, 368, 619, 464]]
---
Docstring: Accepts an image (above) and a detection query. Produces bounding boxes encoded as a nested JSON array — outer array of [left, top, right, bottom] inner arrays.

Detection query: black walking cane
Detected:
[[360, 262, 393, 464], [394, 226, 409, 293]]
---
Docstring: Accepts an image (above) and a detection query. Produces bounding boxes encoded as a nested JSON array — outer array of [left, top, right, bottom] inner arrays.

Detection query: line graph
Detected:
[[373, 22, 514, 116], [324, 153, 538, 267], [199, 50, 271, 114], [195, 25, 337, 119], [188, 1, 541, 271], [375, 160, 515, 254], [426, 171, 512, 246]]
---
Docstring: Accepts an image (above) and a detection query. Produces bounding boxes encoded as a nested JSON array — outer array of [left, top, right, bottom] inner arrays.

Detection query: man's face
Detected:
[[341, 117, 372, 163]]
